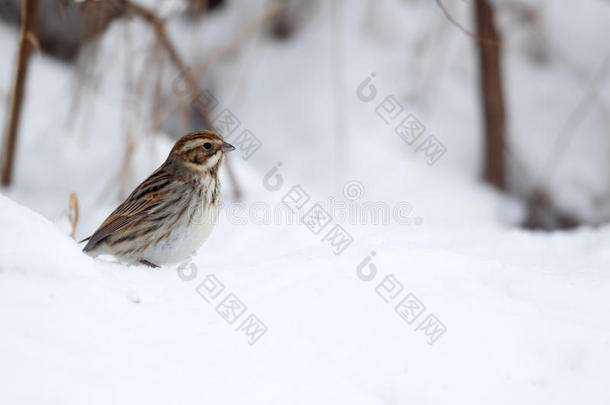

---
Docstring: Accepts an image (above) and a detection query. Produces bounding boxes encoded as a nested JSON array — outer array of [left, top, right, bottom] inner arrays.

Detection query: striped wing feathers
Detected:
[[82, 168, 173, 252]]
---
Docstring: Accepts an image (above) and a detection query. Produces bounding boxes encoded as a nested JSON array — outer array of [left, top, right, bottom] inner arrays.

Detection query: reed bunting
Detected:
[[82, 130, 235, 268]]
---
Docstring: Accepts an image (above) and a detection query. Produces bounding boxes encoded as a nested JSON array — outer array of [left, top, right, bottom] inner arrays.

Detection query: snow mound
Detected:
[[0, 194, 96, 277], [2, 194, 610, 404]]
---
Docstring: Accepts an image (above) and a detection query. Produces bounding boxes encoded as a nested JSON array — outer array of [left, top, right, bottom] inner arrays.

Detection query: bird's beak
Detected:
[[222, 142, 236, 152]]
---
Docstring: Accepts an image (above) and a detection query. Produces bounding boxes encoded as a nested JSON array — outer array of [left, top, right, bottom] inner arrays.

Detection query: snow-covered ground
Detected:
[[1, 0, 610, 403]]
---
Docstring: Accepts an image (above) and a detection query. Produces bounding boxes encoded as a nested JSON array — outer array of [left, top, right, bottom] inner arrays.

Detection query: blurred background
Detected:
[[1, 0, 610, 404], [1, 0, 609, 232]]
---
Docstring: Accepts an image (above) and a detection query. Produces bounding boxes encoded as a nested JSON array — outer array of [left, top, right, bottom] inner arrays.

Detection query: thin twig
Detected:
[[117, 0, 242, 198], [194, 0, 285, 75], [434, 0, 497, 45], [533, 52, 610, 186]]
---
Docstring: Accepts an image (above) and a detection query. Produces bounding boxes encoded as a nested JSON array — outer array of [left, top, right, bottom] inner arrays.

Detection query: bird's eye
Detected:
[[203, 142, 212, 150]]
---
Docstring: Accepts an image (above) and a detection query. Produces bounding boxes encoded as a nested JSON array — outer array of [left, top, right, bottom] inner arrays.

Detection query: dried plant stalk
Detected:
[[68, 192, 80, 239], [1, 0, 40, 186]]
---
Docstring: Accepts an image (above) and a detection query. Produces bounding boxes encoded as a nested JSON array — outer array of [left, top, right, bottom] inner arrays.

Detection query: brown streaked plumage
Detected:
[[82, 130, 235, 267]]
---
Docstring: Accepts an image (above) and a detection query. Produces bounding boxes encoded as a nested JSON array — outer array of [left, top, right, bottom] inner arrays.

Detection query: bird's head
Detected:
[[169, 130, 235, 173]]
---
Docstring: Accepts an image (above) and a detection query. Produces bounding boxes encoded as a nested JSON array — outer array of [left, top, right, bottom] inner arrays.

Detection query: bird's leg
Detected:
[[139, 259, 160, 268]]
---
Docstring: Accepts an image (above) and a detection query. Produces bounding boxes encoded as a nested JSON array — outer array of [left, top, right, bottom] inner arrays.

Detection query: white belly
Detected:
[[141, 204, 219, 265]]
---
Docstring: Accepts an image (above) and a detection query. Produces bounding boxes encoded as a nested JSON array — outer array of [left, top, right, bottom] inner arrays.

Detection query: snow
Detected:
[[2, 185, 610, 404], [1, 0, 610, 403], [3, 191, 610, 404]]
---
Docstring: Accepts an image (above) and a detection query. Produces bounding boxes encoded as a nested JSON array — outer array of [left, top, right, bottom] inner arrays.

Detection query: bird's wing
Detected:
[[82, 167, 174, 253]]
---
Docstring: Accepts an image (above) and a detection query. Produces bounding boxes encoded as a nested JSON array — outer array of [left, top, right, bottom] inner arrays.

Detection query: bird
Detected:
[[81, 130, 235, 268]]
